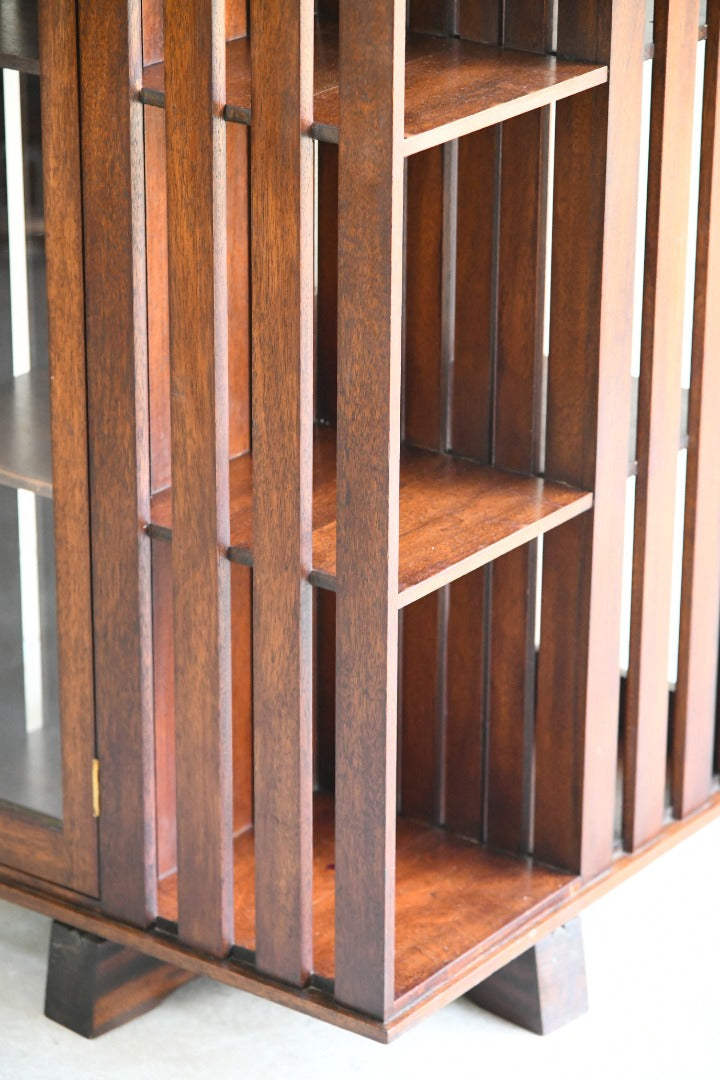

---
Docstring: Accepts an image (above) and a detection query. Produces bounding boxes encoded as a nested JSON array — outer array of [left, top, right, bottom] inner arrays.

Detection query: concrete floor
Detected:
[[1, 816, 719, 1079]]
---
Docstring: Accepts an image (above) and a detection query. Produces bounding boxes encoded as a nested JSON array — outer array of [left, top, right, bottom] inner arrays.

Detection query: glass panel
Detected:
[[0, 33, 63, 819]]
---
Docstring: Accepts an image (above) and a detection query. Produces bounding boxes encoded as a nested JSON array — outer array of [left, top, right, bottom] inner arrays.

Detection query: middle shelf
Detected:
[[148, 425, 592, 605], [141, 19, 607, 156]]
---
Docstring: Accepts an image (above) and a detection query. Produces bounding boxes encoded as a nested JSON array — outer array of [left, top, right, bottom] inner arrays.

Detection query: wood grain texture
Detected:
[[672, 0, 720, 819], [142, 21, 607, 155], [45, 921, 193, 1038], [250, 0, 314, 987], [151, 539, 176, 880], [535, 0, 645, 877], [457, 1, 501, 44], [150, 430, 592, 604], [400, 593, 443, 824], [486, 0, 549, 853], [79, 0, 154, 919], [624, 0, 701, 851], [164, 0, 233, 956], [468, 918, 588, 1035], [0, 0, 98, 895], [334, 0, 405, 1020], [142, 0, 248, 65], [144, 104, 171, 494]]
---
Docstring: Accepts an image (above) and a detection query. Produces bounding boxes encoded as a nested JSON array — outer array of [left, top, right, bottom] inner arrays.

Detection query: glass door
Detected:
[[0, 0, 97, 895]]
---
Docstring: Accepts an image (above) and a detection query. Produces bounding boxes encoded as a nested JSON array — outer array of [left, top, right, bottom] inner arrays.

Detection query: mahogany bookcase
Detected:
[[0, 0, 718, 1043]]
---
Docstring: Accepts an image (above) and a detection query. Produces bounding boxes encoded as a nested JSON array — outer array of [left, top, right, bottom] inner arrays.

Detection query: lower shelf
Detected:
[[157, 793, 575, 1008]]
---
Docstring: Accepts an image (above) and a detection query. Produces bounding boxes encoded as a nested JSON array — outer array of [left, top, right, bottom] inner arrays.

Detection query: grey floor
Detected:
[[1, 816, 719, 1079]]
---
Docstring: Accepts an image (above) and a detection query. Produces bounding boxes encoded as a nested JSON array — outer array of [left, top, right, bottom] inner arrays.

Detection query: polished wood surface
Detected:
[[250, 0, 315, 988], [149, 430, 592, 604], [164, 0, 233, 958], [141, 18, 607, 153]]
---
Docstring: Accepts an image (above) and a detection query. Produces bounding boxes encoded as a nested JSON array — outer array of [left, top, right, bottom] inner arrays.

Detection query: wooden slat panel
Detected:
[[334, 0, 405, 1020], [165, 0, 233, 956], [144, 105, 171, 494], [227, 121, 252, 456], [79, 0, 155, 921], [250, 0, 314, 986], [400, 594, 442, 823], [152, 539, 176, 880], [486, 0, 549, 853], [142, 0, 247, 65], [672, 1, 720, 818], [624, 0, 700, 851], [457, 1, 501, 43], [444, 569, 486, 838], [231, 565, 253, 833], [535, 0, 645, 877]]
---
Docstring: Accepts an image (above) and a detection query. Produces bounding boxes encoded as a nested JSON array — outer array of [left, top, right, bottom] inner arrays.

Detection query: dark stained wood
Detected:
[[457, 1, 500, 44], [231, 565, 254, 834], [164, 0, 233, 956], [142, 22, 607, 154], [468, 919, 588, 1035], [250, 0, 314, 987], [5, 791, 720, 1042], [486, 0, 549, 852], [408, 0, 453, 35], [535, 0, 645, 877], [78, 0, 154, 917], [0, 370, 52, 497], [157, 792, 574, 1005], [152, 539, 176, 880], [45, 921, 193, 1038], [444, 570, 486, 839], [404, 145, 445, 450], [451, 127, 495, 461], [0, 0, 98, 896], [314, 589, 336, 794], [0, 0, 39, 73], [316, 141, 338, 423], [672, 0, 720, 819], [624, 0, 700, 851], [142, 0, 248, 65], [400, 593, 443, 824], [150, 430, 592, 605], [334, 0, 404, 1021]]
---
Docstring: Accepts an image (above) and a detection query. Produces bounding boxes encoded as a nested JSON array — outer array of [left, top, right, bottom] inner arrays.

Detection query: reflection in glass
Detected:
[[1, 59, 62, 820]]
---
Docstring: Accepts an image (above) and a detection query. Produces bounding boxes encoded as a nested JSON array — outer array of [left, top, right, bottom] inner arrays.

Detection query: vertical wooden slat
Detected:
[[251, 0, 314, 986], [335, 0, 405, 1019], [142, 0, 248, 64], [227, 121, 252, 457], [485, 3, 549, 855], [38, 0, 97, 893], [535, 0, 645, 876], [231, 566, 253, 832], [152, 539, 176, 880], [624, 0, 700, 850], [79, 0, 156, 921], [672, 0, 720, 818], [144, 104, 171, 494], [457, 2, 501, 42], [400, 593, 442, 822], [165, 0, 232, 956]]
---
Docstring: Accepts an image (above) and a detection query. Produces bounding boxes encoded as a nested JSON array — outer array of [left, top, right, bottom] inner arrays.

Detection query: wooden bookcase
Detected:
[[1, 0, 719, 1044]]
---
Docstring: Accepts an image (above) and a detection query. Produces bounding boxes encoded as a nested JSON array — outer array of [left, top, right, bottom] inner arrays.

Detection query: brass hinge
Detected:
[[92, 758, 100, 819]]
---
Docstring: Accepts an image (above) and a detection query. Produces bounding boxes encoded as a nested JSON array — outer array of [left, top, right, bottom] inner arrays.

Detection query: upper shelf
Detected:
[[0, 370, 52, 498], [0, 1, 39, 75], [141, 20, 608, 156], [149, 426, 592, 607]]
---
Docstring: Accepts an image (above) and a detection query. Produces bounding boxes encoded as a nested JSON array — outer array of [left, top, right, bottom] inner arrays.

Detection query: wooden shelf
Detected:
[[141, 20, 607, 155], [0, 370, 52, 498], [149, 426, 592, 605], [157, 793, 575, 1009], [0, 1, 39, 75]]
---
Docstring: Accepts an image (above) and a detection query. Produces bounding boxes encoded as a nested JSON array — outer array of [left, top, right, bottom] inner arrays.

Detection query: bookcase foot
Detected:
[[467, 919, 588, 1035], [44, 921, 194, 1038]]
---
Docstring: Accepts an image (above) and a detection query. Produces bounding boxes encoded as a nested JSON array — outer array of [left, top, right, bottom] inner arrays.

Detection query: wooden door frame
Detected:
[[0, 0, 98, 896]]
